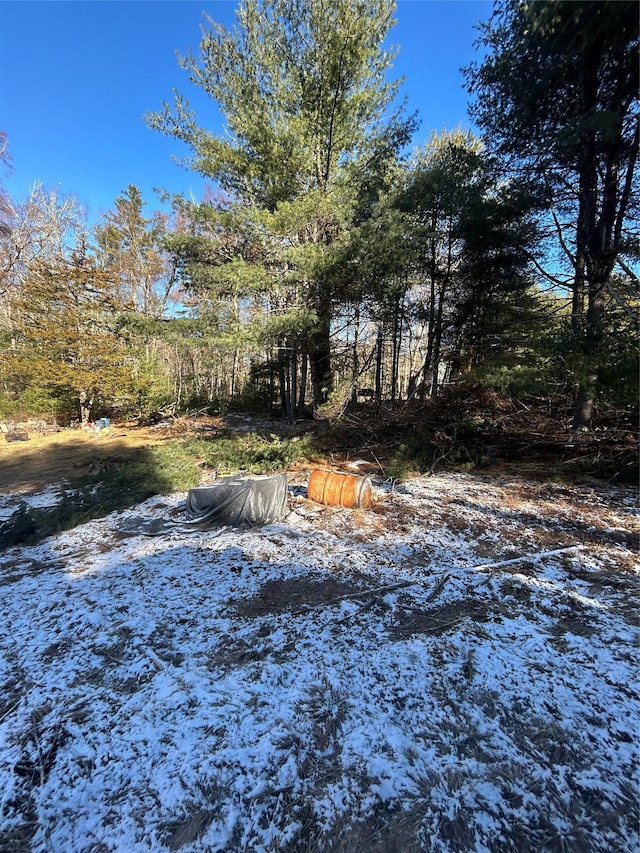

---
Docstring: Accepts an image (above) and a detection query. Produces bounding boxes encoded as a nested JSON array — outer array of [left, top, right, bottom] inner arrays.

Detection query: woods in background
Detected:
[[0, 0, 637, 426]]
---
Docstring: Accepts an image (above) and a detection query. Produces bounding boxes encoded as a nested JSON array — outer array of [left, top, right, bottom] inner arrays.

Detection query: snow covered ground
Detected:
[[0, 471, 638, 852]]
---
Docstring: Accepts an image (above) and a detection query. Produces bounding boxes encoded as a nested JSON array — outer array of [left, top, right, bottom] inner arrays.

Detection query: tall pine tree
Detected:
[[148, 0, 415, 409]]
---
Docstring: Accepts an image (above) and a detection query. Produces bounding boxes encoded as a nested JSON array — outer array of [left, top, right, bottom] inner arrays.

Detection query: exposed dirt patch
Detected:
[[390, 597, 506, 639], [209, 635, 273, 671], [233, 574, 367, 618], [551, 611, 597, 638]]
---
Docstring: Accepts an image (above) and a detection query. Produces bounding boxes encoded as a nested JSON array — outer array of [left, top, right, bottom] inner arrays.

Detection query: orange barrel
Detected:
[[307, 469, 372, 508]]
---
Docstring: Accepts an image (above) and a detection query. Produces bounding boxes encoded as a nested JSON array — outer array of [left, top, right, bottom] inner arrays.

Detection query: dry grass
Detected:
[[0, 425, 172, 494], [0, 412, 307, 495], [0, 800, 38, 853], [162, 805, 219, 851]]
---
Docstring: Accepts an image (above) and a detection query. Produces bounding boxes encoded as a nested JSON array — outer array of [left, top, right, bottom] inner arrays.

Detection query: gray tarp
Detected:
[[185, 473, 288, 527], [117, 473, 288, 536]]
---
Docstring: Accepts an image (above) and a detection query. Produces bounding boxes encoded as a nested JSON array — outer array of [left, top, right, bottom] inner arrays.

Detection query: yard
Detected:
[[0, 444, 638, 851]]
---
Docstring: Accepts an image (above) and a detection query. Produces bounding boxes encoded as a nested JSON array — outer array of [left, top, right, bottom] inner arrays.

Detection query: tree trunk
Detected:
[[351, 305, 360, 404], [268, 353, 276, 413], [298, 352, 308, 414], [289, 347, 298, 420], [374, 324, 384, 401], [571, 51, 601, 431], [79, 390, 91, 423], [390, 297, 400, 402], [419, 267, 438, 400], [573, 379, 596, 430], [572, 273, 607, 430], [430, 281, 446, 397], [308, 307, 332, 407], [231, 350, 238, 398], [278, 345, 287, 417]]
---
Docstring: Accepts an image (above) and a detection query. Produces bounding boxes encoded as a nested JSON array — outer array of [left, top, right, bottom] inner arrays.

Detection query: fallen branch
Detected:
[[470, 545, 584, 573], [422, 572, 451, 602], [242, 549, 584, 627], [299, 549, 583, 616]]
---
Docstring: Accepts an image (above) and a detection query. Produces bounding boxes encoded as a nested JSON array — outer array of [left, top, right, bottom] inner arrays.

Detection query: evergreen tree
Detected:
[[392, 130, 541, 396], [148, 0, 415, 409], [466, 0, 639, 427], [0, 186, 90, 397], [5, 241, 134, 422]]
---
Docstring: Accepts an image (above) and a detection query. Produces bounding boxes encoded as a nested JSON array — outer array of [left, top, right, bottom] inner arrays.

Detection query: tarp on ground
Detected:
[[116, 473, 288, 536], [186, 473, 288, 527]]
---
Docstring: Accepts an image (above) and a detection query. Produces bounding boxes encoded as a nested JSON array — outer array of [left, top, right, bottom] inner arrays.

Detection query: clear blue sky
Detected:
[[0, 0, 493, 222]]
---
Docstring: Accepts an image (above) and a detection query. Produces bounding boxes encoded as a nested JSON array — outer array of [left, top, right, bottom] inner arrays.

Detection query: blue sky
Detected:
[[0, 0, 493, 222]]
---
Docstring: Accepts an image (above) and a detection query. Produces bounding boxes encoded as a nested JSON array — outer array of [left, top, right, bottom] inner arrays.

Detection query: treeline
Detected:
[[0, 0, 637, 429]]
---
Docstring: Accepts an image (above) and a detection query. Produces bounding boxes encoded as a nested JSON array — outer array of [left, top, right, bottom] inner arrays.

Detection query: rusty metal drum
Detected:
[[307, 469, 372, 508]]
